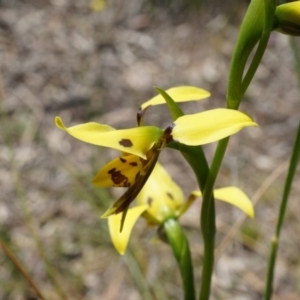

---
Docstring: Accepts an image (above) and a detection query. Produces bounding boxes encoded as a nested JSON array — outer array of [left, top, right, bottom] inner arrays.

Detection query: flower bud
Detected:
[[274, 2, 300, 36]]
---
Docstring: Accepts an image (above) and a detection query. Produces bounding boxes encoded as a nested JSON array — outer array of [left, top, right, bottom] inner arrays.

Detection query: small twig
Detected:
[[0, 238, 47, 300]]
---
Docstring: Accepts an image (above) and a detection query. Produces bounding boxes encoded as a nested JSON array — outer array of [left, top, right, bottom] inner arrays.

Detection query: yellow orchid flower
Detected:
[[55, 86, 257, 217], [108, 163, 255, 255]]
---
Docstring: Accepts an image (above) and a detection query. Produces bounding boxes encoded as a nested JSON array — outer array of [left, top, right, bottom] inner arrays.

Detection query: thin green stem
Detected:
[[275, 127, 300, 238], [264, 119, 300, 299], [264, 37, 300, 300], [177, 144, 214, 299], [240, 31, 271, 99], [176, 144, 215, 300], [289, 37, 300, 89], [164, 219, 195, 300], [264, 236, 278, 300], [199, 138, 229, 300], [199, 204, 215, 300]]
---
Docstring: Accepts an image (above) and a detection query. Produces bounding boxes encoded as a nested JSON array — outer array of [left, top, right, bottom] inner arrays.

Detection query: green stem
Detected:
[[164, 219, 195, 300], [240, 30, 272, 99], [264, 236, 278, 300], [177, 144, 216, 300], [289, 37, 300, 89], [264, 37, 300, 300], [177, 144, 215, 300], [198, 1, 276, 298], [199, 138, 229, 300], [264, 118, 300, 299]]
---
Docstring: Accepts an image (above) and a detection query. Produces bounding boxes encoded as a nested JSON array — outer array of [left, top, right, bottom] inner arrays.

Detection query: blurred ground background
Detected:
[[0, 0, 300, 299]]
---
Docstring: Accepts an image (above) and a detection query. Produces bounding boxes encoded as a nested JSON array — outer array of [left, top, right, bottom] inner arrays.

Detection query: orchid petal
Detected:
[[141, 86, 210, 109], [214, 187, 254, 218], [101, 150, 160, 218], [193, 186, 254, 218], [137, 163, 185, 224], [108, 205, 148, 255], [93, 155, 143, 187], [171, 109, 257, 146], [55, 117, 163, 159]]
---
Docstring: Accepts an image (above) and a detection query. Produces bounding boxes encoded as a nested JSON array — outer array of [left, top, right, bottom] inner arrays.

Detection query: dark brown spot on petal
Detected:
[[167, 192, 174, 200], [119, 139, 133, 148], [147, 197, 153, 206], [120, 157, 127, 163], [129, 162, 138, 166], [108, 168, 129, 186], [108, 168, 116, 174]]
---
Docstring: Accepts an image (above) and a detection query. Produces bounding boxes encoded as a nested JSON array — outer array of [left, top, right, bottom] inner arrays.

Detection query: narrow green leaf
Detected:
[[154, 86, 184, 121]]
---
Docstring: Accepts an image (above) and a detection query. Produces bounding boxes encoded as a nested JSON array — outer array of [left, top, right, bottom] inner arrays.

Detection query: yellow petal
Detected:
[[93, 155, 143, 187], [137, 162, 185, 224], [141, 86, 210, 109], [171, 109, 257, 146], [108, 205, 148, 255], [193, 186, 254, 218], [55, 116, 163, 159], [214, 187, 254, 218], [101, 149, 160, 218]]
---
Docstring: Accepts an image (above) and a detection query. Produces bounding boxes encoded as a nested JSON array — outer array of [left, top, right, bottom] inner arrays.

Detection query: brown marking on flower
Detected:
[[147, 197, 153, 206], [129, 162, 138, 166], [119, 157, 127, 163], [119, 139, 133, 148], [164, 124, 175, 143], [166, 192, 174, 200], [137, 106, 151, 126], [137, 107, 143, 126], [108, 168, 129, 186]]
